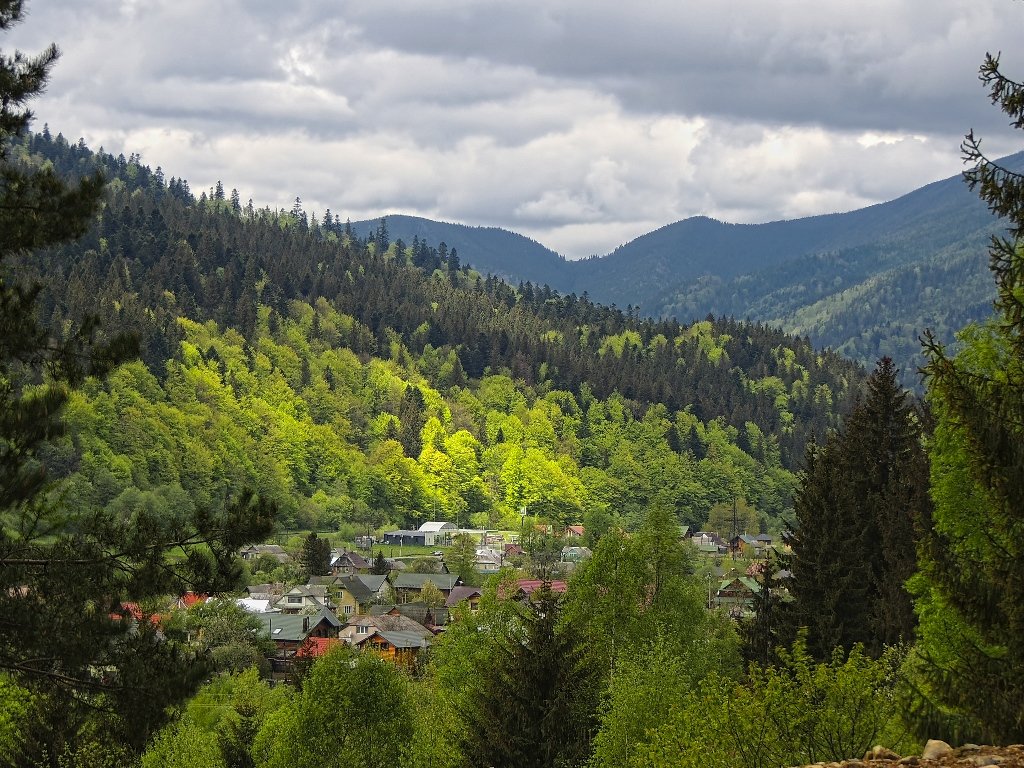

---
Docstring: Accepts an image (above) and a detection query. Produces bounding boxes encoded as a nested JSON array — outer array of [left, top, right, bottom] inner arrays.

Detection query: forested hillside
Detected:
[[363, 157, 1021, 387], [12, 129, 865, 537]]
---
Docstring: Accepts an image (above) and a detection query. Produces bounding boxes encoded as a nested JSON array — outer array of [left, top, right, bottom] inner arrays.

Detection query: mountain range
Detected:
[[352, 152, 1024, 386]]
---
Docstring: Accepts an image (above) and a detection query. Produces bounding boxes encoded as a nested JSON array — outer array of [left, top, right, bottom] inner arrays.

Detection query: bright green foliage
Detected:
[[446, 532, 480, 586], [256, 647, 412, 768], [563, 503, 737, 680], [908, 22, 1024, 744], [141, 669, 290, 768], [600, 639, 911, 768]]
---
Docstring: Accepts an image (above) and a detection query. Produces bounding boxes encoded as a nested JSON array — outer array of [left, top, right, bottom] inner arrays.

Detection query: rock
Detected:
[[897, 757, 919, 765], [865, 746, 901, 761], [922, 739, 954, 760], [961, 756, 1003, 767]]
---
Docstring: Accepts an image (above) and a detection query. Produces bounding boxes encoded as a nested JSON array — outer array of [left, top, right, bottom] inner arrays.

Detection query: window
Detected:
[[357, 625, 369, 635], [287, 596, 302, 604], [344, 605, 353, 615]]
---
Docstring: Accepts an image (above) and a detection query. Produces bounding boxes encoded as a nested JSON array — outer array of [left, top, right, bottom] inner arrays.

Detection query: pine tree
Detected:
[[909, 21, 1024, 743], [462, 585, 598, 768], [371, 550, 389, 576], [0, 2, 275, 753]]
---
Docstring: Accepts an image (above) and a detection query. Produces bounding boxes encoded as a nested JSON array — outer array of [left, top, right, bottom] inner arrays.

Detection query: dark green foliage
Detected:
[[738, 553, 790, 669], [786, 358, 929, 659], [461, 585, 598, 768], [908, 30, 1024, 744], [299, 532, 331, 579], [371, 549, 388, 575]]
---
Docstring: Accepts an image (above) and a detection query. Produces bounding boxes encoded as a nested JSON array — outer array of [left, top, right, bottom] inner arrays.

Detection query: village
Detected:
[[140, 521, 791, 683]]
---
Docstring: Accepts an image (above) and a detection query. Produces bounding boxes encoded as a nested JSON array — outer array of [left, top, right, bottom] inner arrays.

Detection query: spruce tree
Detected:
[[462, 585, 598, 768], [300, 532, 331, 579], [909, 21, 1024, 743], [786, 435, 873, 660], [785, 358, 929, 659]]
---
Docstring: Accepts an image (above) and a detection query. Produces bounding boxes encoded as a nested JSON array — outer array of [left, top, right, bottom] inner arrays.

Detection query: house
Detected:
[[257, 607, 342, 656], [382, 529, 426, 547], [692, 532, 728, 551], [341, 611, 434, 644], [352, 629, 430, 668], [236, 597, 276, 614], [505, 579, 568, 601], [273, 585, 329, 614], [565, 525, 585, 539], [308, 574, 393, 616], [474, 547, 503, 572], [561, 546, 592, 563], [715, 575, 761, 617], [295, 636, 342, 659], [755, 533, 773, 547], [445, 586, 483, 614], [245, 583, 284, 600], [239, 544, 291, 564], [329, 549, 371, 576], [730, 534, 768, 558], [175, 592, 207, 610], [370, 602, 449, 632], [393, 573, 462, 602], [417, 521, 457, 547], [504, 543, 525, 558]]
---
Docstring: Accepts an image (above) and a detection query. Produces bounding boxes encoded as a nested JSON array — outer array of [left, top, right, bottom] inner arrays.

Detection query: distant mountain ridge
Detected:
[[355, 152, 1024, 385]]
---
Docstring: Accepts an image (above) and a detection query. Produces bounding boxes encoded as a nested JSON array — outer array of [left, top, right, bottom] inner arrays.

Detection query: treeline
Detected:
[[13, 129, 864, 473]]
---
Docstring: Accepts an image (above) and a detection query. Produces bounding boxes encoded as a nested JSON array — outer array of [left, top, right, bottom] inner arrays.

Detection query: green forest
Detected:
[[2, 1, 1024, 766]]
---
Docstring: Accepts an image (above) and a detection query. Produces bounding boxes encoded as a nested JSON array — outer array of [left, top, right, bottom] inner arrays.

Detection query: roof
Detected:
[[356, 574, 389, 593], [718, 576, 762, 594], [296, 636, 342, 658], [446, 586, 484, 608], [417, 521, 456, 533], [394, 573, 461, 591], [566, 525, 585, 536], [330, 549, 370, 569], [368, 602, 448, 629], [355, 629, 432, 650], [236, 598, 276, 613], [513, 579, 568, 597], [246, 583, 283, 597], [346, 612, 433, 637], [257, 608, 342, 642]]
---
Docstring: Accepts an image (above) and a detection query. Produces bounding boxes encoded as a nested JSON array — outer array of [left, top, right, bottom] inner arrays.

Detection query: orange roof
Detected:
[[296, 636, 342, 658]]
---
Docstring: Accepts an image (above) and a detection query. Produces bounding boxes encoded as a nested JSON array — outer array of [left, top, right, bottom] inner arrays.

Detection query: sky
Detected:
[[8, 0, 1024, 259]]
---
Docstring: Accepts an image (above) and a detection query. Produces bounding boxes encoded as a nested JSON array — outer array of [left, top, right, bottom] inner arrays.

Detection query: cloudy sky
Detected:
[[8, 0, 1024, 258]]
